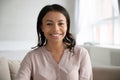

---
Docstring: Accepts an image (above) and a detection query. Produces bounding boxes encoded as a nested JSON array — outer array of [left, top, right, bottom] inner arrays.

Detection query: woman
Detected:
[[16, 4, 92, 80]]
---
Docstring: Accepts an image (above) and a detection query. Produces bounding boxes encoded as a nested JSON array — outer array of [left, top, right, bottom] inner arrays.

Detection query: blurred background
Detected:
[[0, 0, 120, 66]]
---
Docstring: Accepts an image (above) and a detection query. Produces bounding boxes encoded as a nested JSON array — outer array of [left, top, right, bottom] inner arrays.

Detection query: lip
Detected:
[[50, 33, 62, 39]]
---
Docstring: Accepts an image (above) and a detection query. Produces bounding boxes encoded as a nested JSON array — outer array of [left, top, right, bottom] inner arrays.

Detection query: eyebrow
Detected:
[[46, 20, 53, 22], [46, 19, 65, 22]]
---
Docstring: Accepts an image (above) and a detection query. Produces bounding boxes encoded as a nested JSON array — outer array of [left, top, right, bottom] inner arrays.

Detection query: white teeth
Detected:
[[51, 34, 60, 36]]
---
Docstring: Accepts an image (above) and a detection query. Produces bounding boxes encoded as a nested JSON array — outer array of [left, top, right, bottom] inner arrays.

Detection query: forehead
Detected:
[[42, 11, 66, 21]]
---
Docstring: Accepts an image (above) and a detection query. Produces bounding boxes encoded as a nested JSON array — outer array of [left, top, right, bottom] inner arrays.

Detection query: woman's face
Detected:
[[42, 11, 67, 43]]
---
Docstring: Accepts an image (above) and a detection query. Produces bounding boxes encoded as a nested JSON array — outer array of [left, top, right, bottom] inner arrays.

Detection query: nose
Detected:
[[53, 24, 59, 31]]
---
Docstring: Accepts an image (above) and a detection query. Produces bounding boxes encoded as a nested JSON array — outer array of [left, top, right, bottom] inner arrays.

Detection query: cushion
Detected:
[[0, 57, 11, 80], [8, 60, 21, 80], [93, 66, 120, 80]]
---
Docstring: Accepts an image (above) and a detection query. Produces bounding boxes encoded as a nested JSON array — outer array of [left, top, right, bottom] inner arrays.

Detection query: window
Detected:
[[76, 0, 120, 46]]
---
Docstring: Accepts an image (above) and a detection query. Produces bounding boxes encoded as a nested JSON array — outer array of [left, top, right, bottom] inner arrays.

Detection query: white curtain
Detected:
[[75, 0, 120, 46], [75, 0, 96, 44]]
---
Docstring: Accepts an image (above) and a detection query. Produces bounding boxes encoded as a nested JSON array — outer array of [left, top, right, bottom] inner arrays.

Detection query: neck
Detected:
[[45, 42, 65, 53]]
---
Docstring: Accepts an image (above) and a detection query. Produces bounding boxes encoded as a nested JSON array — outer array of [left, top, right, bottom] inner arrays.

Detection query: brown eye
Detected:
[[58, 23, 64, 26], [46, 23, 53, 26]]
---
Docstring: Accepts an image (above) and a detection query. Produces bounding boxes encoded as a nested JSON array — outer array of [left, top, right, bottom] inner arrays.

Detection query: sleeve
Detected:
[[79, 48, 93, 80], [15, 53, 33, 80]]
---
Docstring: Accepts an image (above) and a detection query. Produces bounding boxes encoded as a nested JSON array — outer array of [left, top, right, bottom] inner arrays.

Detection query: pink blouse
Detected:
[[16, 45, 92, 80]]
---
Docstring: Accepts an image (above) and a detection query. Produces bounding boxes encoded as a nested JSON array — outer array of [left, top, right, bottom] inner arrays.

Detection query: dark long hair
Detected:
[[36, 4, 76, 51]]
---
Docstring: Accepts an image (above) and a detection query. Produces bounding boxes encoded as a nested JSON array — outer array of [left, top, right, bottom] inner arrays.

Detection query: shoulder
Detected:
[[21, 47, 45, 65], [73, 45, 89, 57], [74, 45, 88, 53], [23, 47, 44, 60], [27, 46, 44, 55]]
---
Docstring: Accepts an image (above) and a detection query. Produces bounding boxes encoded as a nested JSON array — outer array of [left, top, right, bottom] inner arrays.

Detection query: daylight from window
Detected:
[[76, 0, 120, 47]]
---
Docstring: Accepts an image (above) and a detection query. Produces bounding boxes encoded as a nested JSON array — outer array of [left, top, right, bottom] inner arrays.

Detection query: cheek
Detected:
[[64, 27, 67, 33], [41, 25, 46, 33], [41, 27, 45, 33]]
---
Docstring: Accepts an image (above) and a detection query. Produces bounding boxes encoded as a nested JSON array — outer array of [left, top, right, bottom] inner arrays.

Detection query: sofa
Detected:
[[0, 57, 20, 80], [0, 56, 120, 80]]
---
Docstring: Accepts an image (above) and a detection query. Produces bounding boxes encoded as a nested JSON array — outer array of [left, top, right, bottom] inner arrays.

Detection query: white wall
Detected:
[[0, 0, 75, 60], [0, 0, 75, 41]]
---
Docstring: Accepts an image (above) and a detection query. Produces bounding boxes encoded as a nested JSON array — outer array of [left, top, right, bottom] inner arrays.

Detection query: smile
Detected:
[[51, 33, 62, 36]]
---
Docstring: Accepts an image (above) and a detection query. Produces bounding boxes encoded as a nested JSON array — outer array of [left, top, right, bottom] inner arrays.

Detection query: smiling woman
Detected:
[[42, 11, 67, 43], [15, 4, 93, 80]]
